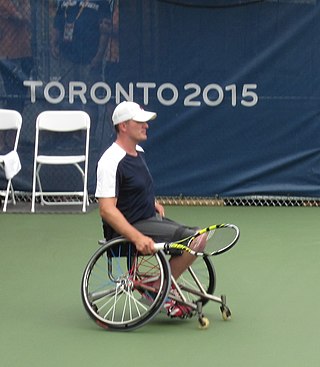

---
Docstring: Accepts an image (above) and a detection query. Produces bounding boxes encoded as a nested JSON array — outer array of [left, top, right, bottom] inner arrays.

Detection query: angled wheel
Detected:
[[81, 238, 171, 331], [176, 256, 216, 307]]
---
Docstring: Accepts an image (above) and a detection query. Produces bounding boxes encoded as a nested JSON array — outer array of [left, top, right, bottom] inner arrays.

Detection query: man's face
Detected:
[[124, 120, 149, 142]]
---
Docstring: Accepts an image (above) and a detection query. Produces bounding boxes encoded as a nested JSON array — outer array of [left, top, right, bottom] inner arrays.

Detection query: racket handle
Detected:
[[154, 242, 166, 252]]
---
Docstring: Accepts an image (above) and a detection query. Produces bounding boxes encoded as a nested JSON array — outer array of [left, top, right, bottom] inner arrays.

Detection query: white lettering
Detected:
[[157, 83, 178, 106], [23, 81, 258, 107], [44, 81, 65, 104], [184, 83, 201, 106], [203, 84, 224, 106], [90, 82, 111, 104], [69, 82, 87, 104], [115, 82, 134, 104], [225, 84, 237, 107], [23, 80, 43, 103], [241, 84, 258, 107], [136, 82, 156, 105]]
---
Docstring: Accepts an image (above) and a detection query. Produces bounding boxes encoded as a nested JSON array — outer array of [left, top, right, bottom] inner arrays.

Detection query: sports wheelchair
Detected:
[[81, 235, 235, 331]]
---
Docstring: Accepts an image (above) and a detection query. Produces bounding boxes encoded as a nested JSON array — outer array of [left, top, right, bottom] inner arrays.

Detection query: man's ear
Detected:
[[118, 122, 127, 133]]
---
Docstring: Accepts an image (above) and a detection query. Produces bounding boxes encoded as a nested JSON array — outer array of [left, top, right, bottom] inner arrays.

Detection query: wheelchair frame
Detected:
[[81, 237, 232, 331]]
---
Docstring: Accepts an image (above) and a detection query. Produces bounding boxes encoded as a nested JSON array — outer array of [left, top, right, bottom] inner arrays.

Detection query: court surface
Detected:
[[1, 205, 319, 367]]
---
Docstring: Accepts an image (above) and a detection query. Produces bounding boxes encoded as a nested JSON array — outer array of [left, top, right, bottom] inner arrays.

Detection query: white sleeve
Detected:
[[95, 144, 126, 198]]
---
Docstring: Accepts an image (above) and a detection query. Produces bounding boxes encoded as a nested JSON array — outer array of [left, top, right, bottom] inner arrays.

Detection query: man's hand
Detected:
[[134, 233, 155, 255], [98, 197, 156, 255], [155, 201, 165, 218]]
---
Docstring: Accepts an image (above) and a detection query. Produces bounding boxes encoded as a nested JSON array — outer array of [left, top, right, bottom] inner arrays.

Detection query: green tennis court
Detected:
[[1, 205, 319, 367]]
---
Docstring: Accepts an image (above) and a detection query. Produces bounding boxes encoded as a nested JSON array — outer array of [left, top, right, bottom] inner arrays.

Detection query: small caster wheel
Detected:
[[221, 308, 231, 321], [198, 316, 210, 329]]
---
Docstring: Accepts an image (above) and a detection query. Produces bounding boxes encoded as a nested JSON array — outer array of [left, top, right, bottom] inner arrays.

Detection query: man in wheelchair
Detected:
[[95, 101, 207, 318]]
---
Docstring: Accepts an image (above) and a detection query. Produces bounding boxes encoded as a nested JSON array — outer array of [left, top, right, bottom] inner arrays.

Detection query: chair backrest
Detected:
[[0, 109, 22, 131], [36, 110, 90, 132], [0, 109, 22, 151]]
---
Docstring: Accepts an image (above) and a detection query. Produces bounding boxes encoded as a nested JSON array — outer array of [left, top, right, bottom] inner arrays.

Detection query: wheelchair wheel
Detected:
[[176, 256, 216, 307], [81, 238, 171, 331]]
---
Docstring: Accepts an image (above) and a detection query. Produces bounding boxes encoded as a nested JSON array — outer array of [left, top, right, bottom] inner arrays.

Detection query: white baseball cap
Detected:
[[112, 101, 157, 126]]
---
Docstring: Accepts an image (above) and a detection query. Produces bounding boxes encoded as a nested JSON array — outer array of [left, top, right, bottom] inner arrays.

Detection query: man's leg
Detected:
[[133, 216, 207, 279], [134, 217, 208, 318], [169, 233, 207, 279]]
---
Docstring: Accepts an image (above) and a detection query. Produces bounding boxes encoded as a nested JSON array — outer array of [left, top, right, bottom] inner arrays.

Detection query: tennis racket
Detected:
[[154, 223, 240, 257]]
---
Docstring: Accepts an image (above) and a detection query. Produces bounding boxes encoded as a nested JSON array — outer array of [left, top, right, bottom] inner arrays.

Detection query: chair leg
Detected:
[[3, 179, 13, 212], [31, 164, 37, 213], [82, 188, 88, 213]]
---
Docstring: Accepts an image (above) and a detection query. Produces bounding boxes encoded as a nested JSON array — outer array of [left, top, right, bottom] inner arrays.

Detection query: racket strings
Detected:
[[205, 227, 236, 254], [165, 224, 239, 256], [206, 229, 215, 241]]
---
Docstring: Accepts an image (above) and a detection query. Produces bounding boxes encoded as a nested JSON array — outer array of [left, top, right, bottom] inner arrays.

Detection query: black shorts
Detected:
[[132, 216, 198, 243], [103, 216, 198, 243]]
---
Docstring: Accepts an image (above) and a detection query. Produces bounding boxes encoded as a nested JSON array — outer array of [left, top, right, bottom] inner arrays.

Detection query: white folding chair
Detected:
[[31, 110, 90, 213], [0, 109, 22, 212]]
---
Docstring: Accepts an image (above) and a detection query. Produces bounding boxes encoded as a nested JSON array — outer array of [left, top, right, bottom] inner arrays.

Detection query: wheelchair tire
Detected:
[[81, 237, 171, 331]]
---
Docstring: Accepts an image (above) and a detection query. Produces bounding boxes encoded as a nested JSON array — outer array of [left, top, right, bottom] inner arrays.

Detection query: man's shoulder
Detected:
[[98, 143, 126, 165]]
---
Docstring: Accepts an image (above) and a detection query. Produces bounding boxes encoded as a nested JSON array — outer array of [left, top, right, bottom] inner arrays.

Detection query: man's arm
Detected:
[[98, 197, 155, 254]]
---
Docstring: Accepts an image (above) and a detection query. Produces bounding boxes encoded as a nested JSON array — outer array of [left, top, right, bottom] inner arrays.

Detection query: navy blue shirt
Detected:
[[96, 143, 156, 238], [116, 153, 156, 224]]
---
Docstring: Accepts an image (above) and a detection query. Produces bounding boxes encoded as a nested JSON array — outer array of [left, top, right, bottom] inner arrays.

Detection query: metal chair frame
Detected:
[[0, 109, 22, 212], [31, 110, 90, 213]]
